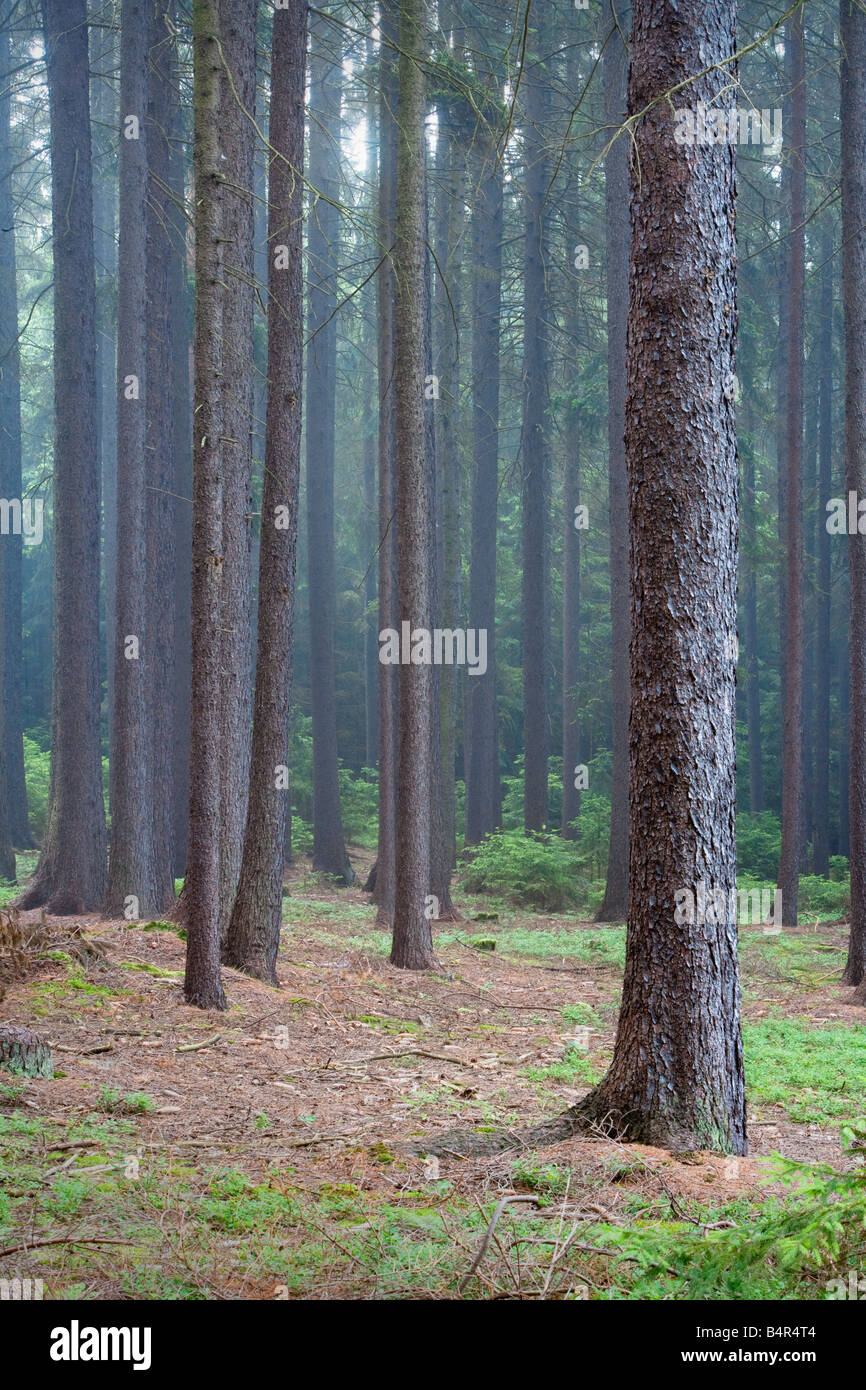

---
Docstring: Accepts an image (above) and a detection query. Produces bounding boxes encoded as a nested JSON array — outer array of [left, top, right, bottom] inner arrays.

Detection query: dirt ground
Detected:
[[0, 855, 862, 1299]]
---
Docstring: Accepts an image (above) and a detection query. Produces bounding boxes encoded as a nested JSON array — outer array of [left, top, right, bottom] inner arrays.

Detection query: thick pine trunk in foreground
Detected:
[[596, 0, 630, 919], [777, 5, 805, 931], [841, 0, 866, 995], [224, 0, 306, 982], [306, 9, 353, 886], [390, 0, 435, 971], [184, 0, 226, 1009], [574, 0, 747, 1153], [21, 0, 106, 914]]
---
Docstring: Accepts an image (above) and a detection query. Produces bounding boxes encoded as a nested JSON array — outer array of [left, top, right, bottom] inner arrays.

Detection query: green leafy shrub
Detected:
[[460, 830, 586, 912]]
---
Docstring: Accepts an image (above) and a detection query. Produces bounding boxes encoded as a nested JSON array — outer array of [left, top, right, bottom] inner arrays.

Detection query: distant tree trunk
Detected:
[[841, 0, 866, 994], [224, 0, 306, 982], [574, 0, 746, 1153], [0, 3, 29, 850], [562, 118, 582, 843], [814, 241, 832, 877], [169, 15, 193, 882], [431, 48, 464, 895], [743, 421, 763, 815], [363, 76, 379, 773], [520, 29, 551, 834], [19, 0, 107, 914], [217, 0, 256, 940], [777, 5, 805, 932], [91, 12, 118, 786], [106, 0, 159, 919], [464, 124, 502, 846], [184, 0, 227, 1009], [145, 0, 182, 909], [374, 0, 399, 924], [390, 0, 435, 970], [597, 0, 630, 920], [306, 9, 353, 886]]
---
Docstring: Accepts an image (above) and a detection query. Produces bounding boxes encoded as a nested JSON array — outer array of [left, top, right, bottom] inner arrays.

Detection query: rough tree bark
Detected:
[[464, 108, 503, 846], [216, 0, 256, 942], [777, 4, 805, 931], [184, 0, 227, 1008], [520, 22, 551, 834], [224, 0, 306, 982], [572, 0, 747, 1152], [106, 0, 159, 919], [841, 0, 866, 994], [596, 0, 630, 919], [20, 0, 107, 914], [0, 2, 30, 850], [390, 0, 435, 970], [145, 0, 183, 909], [306, 7, 353, 886], [373, 0, 399, 924]]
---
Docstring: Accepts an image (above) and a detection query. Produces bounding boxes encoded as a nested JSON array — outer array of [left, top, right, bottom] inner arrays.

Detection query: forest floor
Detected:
[[1, 849, 865, 1300]]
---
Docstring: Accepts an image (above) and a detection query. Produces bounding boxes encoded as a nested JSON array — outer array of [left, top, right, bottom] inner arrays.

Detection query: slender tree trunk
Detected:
[[0, 3, 30, 851], [561, 126, 581, 842], [184, 0, 227, 1009], [216, 0, 256, 941], [91, 14, 119, 791], [778, 4, 805, 931], [743, 412, 763, 814], [841, 0, 866, 993], [363, 72, 379, 773], [814, 240, 832, 877], [596, 0, 630, 919], [145, 0, 182, 909], [170, 20, 193, 882], [390, 0, 435, 970], [19, 0, 107, 914], [464, 124, 502, 845], [306, 8, 353, 885], [224, 0, 306, 982], [374, 0, 399, 923], [520, 27, 551, 834], [574, 0, 746, 1153], [106, 0, 159, 919]]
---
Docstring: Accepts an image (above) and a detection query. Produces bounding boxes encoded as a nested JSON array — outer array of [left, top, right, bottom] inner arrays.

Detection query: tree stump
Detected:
[[0, 1025, 53, 1078]]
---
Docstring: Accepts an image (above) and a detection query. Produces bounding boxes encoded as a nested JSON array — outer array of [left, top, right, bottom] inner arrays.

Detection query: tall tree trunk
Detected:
[[777, 5, 805, 931], [596, 0, 630, 919], [520, 25, 551, 834], [224, 0, 306, 982], [306, 8, 353, 885], [561, 106, 581, 843], [574, 0, 746, 1153], [742, 409, 763, 814], [145, 0, 182, 909], [106, 0, 159, 919], [814, 238, 833, 877], [216, 0, 256, 940], [464, 123, 503, 846], [169, 13, 193, 882], [183, 0, 227, 1009], [363, 72, 379, 773], [91, 10, 119, 793], [374, 0, 399, 923], [841, 0, 866, 994], [390, 0, 435, 970], [20, 0, 107, 914], [0, 3, 30, 851]]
